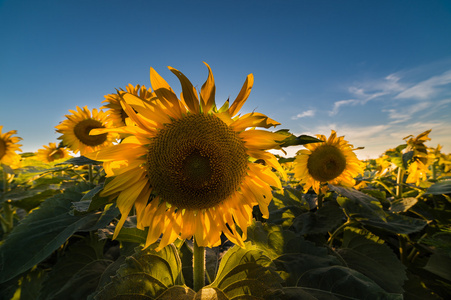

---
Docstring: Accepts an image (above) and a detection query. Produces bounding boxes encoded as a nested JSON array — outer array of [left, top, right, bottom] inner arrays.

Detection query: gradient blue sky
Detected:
[[1, 0, 451, 159]]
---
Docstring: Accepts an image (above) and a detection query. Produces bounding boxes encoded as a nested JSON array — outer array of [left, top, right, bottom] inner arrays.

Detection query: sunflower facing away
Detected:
[[55, 106, 117, 155], [87, 63, 287, 250], [0, 126, 22, 167], [404, 130, 432, 185], [36, 142, 71, 163], [102, 84, 155, 128], [294, 130, 364, 194]]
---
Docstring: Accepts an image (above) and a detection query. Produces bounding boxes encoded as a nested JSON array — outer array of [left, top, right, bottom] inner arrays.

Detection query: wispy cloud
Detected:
[[395, 70, 451, 100], [329, 99, 361, 116], [291, 109, 315, 120], [329, 74, 406, 115], [384, 101, 431, 124]]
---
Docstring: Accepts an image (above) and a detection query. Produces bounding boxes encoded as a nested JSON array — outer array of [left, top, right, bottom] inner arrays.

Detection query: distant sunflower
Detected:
[[404, 130, 432, 185], [0, 126, 22, 167], [36, 142, 71, 163], [87, 63, 286, 250], [55, 106, 117, 155], [102, 84, 155, 128], [294, 130, 363, 194]]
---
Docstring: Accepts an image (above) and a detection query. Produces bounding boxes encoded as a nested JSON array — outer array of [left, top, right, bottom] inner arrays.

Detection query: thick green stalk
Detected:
[[193, 237, 206, 292], [317, 189, 324, 209], [88, 164, 94, 184], [396, 167, 404, 198]]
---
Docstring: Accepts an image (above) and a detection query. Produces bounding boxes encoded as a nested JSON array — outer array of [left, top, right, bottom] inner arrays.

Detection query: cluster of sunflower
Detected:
[[25, 63, 364, 251], [2, 63, 451, 299]]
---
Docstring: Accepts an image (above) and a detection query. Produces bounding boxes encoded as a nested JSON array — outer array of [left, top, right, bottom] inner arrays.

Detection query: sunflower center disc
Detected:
[[307, 145, 347, 182], [73, 119, 108, 146], [0, 139, 6, 160], [49, 149, 65, 162], [147, 114, 248, 210]]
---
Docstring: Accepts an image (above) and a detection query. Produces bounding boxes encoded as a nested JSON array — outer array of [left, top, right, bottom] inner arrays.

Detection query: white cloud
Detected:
[[329, 73, 406, 115], [291, 109, 315, 120], [395, 70, 451, 100], [329, 99, 361, 116], [384, 101, 431, 124]]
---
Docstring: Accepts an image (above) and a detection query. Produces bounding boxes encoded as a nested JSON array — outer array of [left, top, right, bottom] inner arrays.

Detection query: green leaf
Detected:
[[38, 235, 108, 300], [268, 188, 309, 227], [19, 268, 46, 300], [276, 131, 322, 148], [426, 180, 451, 195], [210, 242, 283, 299], [95, 245, 186, 299], [0, 183, 118, 283], [296, 266, 402, 300], [155, 285, 197, 299], [291, 203, 345, 235], [10, 189, 62, 211], [331, 185, 427, 235], [57, 156, 102, 166], [423, 252, 451, 282], [336, 228, 407, 294], [246, 222, 340, 287], [403, 151, 414, 169], [389, 197, 418, 213]]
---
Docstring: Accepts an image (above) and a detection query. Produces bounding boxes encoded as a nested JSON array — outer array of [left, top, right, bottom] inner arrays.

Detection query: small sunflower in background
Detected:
[[36, 142, 71, 163], [87, 62, 287, 250], [102, 84, 155, 128], [403, 130, 432, 185], [0, 126, 22, 168], [55, 106, 117, 155], [294, 130, 364, 194]]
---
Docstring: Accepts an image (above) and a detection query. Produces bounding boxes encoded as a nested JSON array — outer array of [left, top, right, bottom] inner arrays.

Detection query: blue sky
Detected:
[[1, 0, 450, 159]]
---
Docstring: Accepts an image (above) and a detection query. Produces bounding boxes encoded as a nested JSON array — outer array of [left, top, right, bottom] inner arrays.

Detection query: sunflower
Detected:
[[293, 130, 364, 194], [55, 106, 117, 155], [36, 142, 71, 163], [403, 130, 432, 185], [102, 84, 155, 128], [87, 63, 286, 250], [0, 126, 22, 167]]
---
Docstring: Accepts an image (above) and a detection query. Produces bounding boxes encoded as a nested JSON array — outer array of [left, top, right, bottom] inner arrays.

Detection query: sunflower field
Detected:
[[1, 64, 451, 300]]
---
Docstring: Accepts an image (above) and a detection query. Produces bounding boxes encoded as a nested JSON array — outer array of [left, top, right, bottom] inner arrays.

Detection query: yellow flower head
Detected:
[[55, 106, 117, 155], [403, 130, 433, 185], [294, 130, 364, 194], [36, 142, 71, 163], [87, 63, 286, 250], [0, 126, 22, 167], [102, 84, 155, 128]]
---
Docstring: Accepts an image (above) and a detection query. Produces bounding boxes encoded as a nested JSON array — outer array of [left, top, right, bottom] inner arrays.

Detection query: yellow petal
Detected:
[[240, 130, 286, 150], [169, 66, 200, 114], [150, 67, 184, 118], [231, 112, 280, 131], [229, 74, 254, 117], [200, 62, 216, 113]]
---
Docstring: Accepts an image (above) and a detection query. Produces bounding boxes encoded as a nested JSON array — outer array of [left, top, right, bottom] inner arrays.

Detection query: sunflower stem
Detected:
[[1, 167, 13, 233], [396, 167, 404, 198], [88, 164, 93, 184], [317, 189, 324, 209], [193, 237, 206, 292]]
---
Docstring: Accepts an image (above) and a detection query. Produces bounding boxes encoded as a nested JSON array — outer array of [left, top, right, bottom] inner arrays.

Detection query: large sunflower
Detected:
[[294, 130, 363, 194], [87, 63, 286, 250], [0, 126, 22, 167], [36, 142, 71, 163], [102, 84, 155, 128], [55, 106, 117, 155]]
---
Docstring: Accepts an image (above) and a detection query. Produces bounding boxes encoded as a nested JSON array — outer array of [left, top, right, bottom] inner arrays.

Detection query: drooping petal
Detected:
[[200, 62, 216, 113], [169, 66, 200, 114], [229, 74, 254, 117], [231, 112, 281, 131]]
